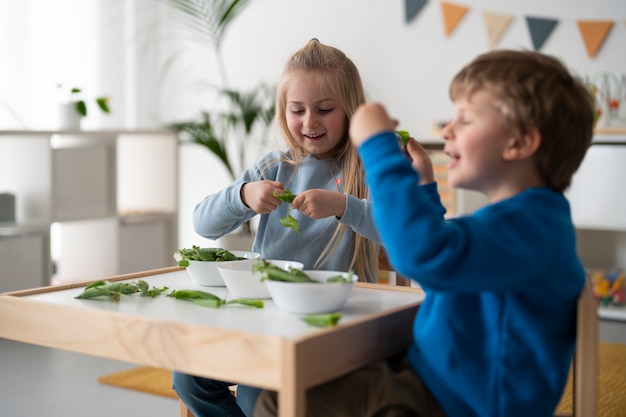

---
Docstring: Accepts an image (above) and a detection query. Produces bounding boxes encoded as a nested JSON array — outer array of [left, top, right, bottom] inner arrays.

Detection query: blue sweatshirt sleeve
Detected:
[[357, 131, 580, 294]]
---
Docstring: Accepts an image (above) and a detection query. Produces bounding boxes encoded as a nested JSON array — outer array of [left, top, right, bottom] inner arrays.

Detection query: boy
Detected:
[[254, 49, 595, 417]]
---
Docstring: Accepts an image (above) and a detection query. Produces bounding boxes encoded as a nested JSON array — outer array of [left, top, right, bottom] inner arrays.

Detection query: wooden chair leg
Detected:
[[180, 399, 194, 417]]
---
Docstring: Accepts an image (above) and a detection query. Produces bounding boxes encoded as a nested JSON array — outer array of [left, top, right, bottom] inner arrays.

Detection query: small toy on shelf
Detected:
[[590, 268, 625, 306]]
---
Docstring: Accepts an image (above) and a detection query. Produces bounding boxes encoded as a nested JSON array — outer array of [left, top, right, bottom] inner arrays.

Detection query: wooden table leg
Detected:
[[279, 340, 306, 417]]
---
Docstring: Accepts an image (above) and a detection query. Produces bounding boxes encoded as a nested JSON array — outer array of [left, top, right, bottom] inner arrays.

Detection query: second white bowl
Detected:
[[218, 259, 304, 299]]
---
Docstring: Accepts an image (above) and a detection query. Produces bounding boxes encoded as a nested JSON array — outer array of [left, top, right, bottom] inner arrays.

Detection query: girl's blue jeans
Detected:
[[172, 371, 261, 417]]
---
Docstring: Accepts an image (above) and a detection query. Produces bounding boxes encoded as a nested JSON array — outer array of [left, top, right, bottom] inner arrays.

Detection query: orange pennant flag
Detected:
[[577, 20, 614, 58], [441, 2, 469, 37], [483, 11, 514, 48]]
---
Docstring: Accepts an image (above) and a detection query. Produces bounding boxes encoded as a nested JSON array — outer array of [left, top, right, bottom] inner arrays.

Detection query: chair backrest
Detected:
[[573, 282, 598, 417]]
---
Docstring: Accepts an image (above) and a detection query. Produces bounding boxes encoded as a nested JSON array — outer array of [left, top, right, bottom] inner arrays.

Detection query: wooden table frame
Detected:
[[0, 267, 423, 417]]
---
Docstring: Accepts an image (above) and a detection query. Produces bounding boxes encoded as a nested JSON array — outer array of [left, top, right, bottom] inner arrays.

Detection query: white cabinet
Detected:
[[0, 130, 178, 291], [566, 134, 626, 270]]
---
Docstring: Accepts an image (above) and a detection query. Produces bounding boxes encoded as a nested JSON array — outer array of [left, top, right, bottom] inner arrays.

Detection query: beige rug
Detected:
[[99, 343, 626, 416]]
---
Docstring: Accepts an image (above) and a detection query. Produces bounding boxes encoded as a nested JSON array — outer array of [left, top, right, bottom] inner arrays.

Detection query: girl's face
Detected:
[[441, 90, 515, 199], [285, 73, 348, 159]]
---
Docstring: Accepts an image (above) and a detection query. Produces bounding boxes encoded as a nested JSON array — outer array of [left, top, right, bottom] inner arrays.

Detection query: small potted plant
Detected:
[[57, 84, 111, 130]]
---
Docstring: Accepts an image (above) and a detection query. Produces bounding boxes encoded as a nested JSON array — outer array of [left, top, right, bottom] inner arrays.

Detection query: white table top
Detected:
[[24, 269, 425, 339]]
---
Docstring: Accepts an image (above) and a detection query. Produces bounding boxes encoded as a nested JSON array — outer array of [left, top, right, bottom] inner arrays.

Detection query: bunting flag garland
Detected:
[[525, 16, 559, 51], [441, 2, 469, 37], [405, 0, 428, 24], [402, 1, 624, 60], [577, 20, 614, 58], [483, 11, 514, 48]]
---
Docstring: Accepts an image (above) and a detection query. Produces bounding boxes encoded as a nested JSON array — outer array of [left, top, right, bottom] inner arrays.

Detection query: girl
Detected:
[[173, 38, 382, 417]]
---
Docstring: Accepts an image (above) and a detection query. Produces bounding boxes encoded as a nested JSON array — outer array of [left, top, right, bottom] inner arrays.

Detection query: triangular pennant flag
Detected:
[[441, 2, 469, 37], [525, 16, 559, 50], [405, 0, 428, 24], [577, 20, 614, 58], [483, 11, 514, 48]]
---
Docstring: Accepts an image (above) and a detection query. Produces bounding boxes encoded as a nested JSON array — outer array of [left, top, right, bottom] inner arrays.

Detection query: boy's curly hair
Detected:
[[449, 50, 595, 192]]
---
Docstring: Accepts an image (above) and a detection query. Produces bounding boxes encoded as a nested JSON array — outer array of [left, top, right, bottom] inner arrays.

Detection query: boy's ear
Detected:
[[503, 128, 541, 161]]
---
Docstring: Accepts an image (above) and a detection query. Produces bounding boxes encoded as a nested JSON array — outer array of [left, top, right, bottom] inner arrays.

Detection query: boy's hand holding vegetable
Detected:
[[350, 103, 435, 185]]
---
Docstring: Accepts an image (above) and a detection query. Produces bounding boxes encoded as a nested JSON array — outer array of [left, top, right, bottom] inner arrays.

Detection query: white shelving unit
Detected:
[[0, 130, 179, 292], [566, 134, 626, 271]]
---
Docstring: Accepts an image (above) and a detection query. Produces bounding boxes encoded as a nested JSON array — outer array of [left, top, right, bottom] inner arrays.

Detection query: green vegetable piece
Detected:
[[253, 260, 316, 283], [226, 299, 265, 308], [397, 130, 410, 147], [326, 270, 354, 284], [302, 312, 343, 327], [273, 189, 297, 203], [136, 280, 149, 293], [168, 289, 222, 301], [84, 280, 107, 290], [75, 287, 112, 300], [195, 246, 219, 261], [280, 212, 300, 234], [192, 299, 224, 308]]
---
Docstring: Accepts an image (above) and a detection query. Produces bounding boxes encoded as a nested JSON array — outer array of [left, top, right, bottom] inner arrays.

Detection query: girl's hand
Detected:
[[406, 138, 435, 185], [292, 189, 346, 219], [350, 103, 397, 146], [241, 180, 284, 214]]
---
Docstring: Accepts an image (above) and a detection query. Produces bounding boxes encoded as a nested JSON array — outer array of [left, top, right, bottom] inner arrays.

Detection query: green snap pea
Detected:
[[168, 289, 222, 301], [253, 260, 317, 283], [302, 312, 343, 327]]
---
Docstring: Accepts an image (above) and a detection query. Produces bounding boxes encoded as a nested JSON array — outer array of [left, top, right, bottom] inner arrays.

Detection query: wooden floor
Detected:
[[1, 320, 624, 417]]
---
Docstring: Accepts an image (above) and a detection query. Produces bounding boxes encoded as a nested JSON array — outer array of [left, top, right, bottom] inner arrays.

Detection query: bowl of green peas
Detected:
[[218, 259, 304, 299], [174, 246, 260, 286], [258, 266, 358, 314]]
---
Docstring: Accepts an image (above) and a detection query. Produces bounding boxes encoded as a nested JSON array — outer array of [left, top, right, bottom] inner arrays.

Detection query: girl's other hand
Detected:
[[350, 103, 397, 146], [406, 139, 435, 185], [292, 189, 346, 219], [241, 180, 284, 214]]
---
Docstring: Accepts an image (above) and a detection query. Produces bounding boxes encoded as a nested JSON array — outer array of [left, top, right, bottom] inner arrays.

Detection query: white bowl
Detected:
[[184, 251, 260, 286], [264, 270, 358, 314], [218, 259, 304, 299]]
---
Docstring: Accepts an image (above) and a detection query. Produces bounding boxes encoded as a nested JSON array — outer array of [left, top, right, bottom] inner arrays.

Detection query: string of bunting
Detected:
[[404, 0, 624, 58]]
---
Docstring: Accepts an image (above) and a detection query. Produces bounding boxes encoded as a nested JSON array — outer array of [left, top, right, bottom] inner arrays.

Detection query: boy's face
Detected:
[[442, 90, 515, 199], [285, 73, 348, 160]]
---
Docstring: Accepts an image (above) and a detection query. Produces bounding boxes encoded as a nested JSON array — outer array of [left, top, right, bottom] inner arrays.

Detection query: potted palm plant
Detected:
[[157, 0, 274, 243]]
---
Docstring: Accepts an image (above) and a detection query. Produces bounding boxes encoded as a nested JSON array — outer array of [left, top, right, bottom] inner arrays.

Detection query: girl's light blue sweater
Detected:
[[358, 132, 584, 417], [193, 151, 382, 282]]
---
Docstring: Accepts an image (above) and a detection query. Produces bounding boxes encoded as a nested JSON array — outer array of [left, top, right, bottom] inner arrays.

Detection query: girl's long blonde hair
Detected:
[[273, 39, 378, 282]]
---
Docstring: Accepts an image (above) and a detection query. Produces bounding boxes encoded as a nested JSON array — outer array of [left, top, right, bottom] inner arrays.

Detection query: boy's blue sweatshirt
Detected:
[[193, 151, 381, 281], [358, 132, 584, 417]]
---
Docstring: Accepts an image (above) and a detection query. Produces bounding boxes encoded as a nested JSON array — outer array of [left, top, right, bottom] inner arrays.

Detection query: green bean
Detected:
[[168, 289, 222, 301], [253, 260, 317, 283], [302, 312, 342, 327], [192, 299, 224, 308], [226, 299, 265, 308]]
